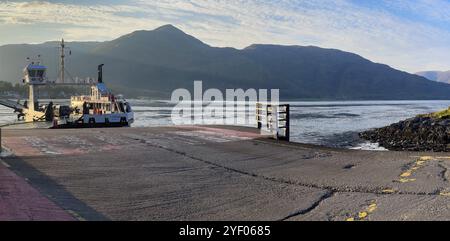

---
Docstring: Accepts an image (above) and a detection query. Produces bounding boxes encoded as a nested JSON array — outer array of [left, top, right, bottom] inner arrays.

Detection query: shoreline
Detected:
[[2, 98, 450, 152]]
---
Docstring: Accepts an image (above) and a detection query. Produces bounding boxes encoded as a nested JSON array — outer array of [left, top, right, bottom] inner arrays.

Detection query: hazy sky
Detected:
[[0, 0, 449, 73]]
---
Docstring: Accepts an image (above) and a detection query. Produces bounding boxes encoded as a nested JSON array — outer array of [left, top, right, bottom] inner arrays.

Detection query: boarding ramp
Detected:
[[0, 99, 24, 112]]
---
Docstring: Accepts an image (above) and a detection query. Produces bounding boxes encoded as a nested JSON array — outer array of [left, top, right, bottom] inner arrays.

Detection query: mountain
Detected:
[[1, 24, 450, 100], [416, 71, 450, 84]]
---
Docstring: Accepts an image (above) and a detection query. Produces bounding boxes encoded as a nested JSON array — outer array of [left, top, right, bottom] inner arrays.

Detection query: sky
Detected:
[[0, 0, 450, 73]]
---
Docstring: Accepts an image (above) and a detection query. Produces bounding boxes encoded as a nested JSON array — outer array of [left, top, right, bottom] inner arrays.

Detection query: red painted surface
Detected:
[[0, 163, 75, 221]]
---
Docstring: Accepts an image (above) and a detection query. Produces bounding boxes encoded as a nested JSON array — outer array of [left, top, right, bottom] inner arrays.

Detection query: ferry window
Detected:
[[37, 70, 44, 78], [28, 70, 36, 77], [126, 103, 132, 113], [118, 102, 125, 112]]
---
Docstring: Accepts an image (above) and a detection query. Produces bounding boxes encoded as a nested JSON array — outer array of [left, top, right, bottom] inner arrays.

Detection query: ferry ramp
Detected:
[[1, 125, 450, 221], [0, 98, 24, 112]]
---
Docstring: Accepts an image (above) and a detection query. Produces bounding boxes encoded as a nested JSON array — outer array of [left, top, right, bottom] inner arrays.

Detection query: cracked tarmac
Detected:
[[2, 125, 450, 221]]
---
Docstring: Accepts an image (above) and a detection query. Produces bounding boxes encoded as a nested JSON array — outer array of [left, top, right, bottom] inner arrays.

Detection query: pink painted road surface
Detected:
[[0, 162, 75, 221]]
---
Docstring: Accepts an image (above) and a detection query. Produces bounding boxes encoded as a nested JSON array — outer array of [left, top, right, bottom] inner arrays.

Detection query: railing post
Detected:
[[256, 103, 262, 129], [284, 104, 290, 142]]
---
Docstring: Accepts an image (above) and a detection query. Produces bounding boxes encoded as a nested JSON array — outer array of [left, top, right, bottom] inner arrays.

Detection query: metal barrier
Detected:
[[256, 103, 290, 141]]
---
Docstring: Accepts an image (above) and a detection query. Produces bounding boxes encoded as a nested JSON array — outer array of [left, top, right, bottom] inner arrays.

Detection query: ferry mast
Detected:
[[57, 38, 72, 84], [60, 38, 65, 83]]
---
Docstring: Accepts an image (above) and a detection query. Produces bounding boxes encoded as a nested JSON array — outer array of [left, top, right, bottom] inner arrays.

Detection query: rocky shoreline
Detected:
[[360, 115, 450, 152]]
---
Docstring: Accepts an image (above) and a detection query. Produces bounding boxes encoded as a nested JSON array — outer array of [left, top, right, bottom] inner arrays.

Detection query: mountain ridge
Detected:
[[1, 25, 450, 100], [416, 70, 450, 84]]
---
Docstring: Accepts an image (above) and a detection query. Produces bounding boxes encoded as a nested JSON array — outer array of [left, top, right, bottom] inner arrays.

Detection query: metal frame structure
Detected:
[[256, 103, 290, 141]]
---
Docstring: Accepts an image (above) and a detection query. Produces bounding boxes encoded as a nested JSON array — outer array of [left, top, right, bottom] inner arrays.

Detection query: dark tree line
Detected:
[[0, 80, 89, 98]]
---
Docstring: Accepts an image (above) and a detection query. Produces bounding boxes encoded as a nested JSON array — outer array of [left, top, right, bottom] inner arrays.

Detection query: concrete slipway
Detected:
[[1, 125, 450, 221]]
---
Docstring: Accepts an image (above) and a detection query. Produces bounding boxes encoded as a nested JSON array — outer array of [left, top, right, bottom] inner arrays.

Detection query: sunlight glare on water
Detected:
[[1, 100, 449, 150]]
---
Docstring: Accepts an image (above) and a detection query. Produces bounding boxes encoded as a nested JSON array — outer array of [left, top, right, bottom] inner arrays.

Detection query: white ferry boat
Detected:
[[1, 39, 134, 128]]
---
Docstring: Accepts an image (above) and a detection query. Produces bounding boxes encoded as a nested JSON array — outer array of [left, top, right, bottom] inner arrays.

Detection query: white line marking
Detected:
[[1, 160, 10, 168]]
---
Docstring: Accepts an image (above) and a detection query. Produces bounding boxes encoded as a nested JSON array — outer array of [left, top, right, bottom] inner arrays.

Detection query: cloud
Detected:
[[0, 0, 449, 72], [380, 0, 450, 24]]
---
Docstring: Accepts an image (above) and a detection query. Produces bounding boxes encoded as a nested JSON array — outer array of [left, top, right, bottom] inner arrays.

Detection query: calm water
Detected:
[[2, 100, 450, 150]]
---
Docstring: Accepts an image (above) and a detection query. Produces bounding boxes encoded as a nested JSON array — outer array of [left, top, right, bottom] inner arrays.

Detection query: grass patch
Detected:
[[418, 107, 450, 119]]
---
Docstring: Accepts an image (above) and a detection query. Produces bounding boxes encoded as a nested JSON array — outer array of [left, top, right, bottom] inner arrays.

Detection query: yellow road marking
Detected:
[[399, 178, 416, 183], [382, 189, 396, 194], [411, 156, 450, 160], [419, 156, 434, 161], [358, 212, 368, 219], [416, 161, 425, 166], [400, 171, 411, 177], [397, 156, 436, 184], [346, 201, 377, 221], [367, 203, 377, 213], [440, 192, 450, 197]]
